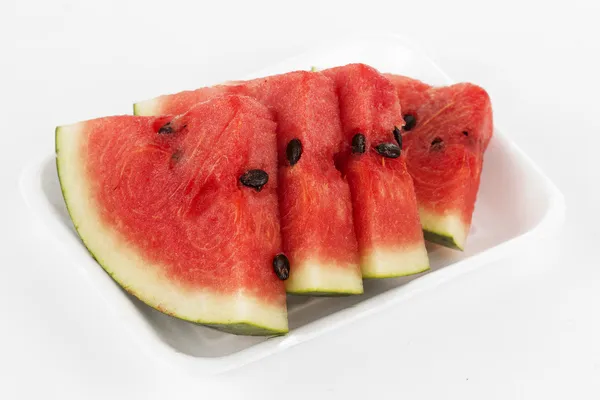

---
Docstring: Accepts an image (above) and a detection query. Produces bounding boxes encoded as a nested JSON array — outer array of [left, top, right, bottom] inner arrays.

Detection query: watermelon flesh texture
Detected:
[[56, 95, 288, 335], [322, 64, 429, 278], [385, 74, 493, 250], [135, 72, 363, 295]]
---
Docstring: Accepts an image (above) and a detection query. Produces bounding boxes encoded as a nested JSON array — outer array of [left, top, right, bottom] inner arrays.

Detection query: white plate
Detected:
[[19, 33, 565, 376]]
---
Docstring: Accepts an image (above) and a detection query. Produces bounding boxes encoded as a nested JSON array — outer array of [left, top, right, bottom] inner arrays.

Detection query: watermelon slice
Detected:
[[385, 74, 493, 250], [135, 72, 363, 295], [56, 95, 288, 335], [322, 64, 429, 278]]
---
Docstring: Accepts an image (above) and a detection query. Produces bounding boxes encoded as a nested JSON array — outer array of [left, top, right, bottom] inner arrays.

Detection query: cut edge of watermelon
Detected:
[[360, 245, 430, 279], [419, 208, 468, 251], [133, 98, 160, 116], [285, 260, 364, 295], [55, 123, 289, 336]]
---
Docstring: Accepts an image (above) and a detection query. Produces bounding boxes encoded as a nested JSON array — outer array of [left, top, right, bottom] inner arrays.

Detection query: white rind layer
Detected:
[[360, 245, 430, 278], [56, 123, 288, 334], [419, 207, 469, 250], [133, 98, 160, 116], [285, 259, 364, 295]]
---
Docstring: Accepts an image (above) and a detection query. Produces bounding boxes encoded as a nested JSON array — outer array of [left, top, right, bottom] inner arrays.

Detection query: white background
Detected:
[[3, 0, 600, 398]]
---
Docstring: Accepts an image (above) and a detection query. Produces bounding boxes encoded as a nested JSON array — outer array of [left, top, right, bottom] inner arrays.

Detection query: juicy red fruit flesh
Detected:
[[323, 64, 428, 263], [86, 96, 286, 303], [154, 72, 361, 277], [386, 74, 493, 232], [347, 152, 425, 251]]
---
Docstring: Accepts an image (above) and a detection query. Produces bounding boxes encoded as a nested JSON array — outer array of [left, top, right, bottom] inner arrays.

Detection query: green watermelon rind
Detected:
[[359, 245, 430, 279], [133, 99, 157, 116], [423, 230, 463, 251], [418, 208, 468, 251], [55, 124, 288, 336], [284, 259, 364, 296], [287, 288, 363, 297], [361, 264, 430, 279], [204, 323, 287, 336], [56, 127, 101, 264]]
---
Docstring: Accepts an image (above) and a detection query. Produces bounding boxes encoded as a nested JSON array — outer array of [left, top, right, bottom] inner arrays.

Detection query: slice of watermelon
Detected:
[[56, 95, 288, 335], [135, 72, 363, 295], [385, 74, 493, 250], [322, 64, 429, 278]]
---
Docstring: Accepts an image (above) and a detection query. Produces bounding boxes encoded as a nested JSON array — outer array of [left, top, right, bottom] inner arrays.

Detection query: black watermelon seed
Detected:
[[393, 126, 403, 149], [463, 131, 469, 136], [273, 254, 290, 280], [240, 169, 269, 191], [431, 137, 444, 150], [158, 122, 174, 134], [403, 114, 416, 131], [286, 138, 302, 166], [375, 143, 401, 158], [352, 133, 366, 154]]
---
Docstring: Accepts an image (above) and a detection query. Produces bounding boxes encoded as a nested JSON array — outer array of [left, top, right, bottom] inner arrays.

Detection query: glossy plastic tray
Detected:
[[19, 33, 565, 376]]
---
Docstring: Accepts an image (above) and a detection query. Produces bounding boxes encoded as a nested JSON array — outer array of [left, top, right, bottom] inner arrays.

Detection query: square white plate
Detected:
[[19, 33, 565, 376]]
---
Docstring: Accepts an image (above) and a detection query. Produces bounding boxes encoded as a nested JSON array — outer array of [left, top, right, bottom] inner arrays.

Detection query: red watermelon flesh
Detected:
[[135, 72, 363, 295], [56, 95, 288, 335], [385, 74, 493, 250], [323, 64, 429, 278]]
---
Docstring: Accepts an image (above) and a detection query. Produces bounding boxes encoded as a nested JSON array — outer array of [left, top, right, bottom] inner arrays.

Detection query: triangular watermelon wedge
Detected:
[[385, 74, 493, 250], [135, 72, 364, 296], [323, 64, 430, 278], [56, 95, 288, 335]]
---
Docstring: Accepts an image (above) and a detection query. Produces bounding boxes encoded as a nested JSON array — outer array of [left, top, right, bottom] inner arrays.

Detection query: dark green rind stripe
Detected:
[[55, 126, 60, 154], [362, 264, 430, 279], [205, 323, 287, 336], [287, 290, 363, 297], [423, 230, 463, 251]]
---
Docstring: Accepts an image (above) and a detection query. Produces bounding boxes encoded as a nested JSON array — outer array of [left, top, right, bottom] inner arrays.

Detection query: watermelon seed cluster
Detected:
[[351, 133, 366, 154], [239, 169, 269, 192], [286, 138, 302, 166], [375, 143, 401, 159], [272, 254, 290, 280]]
